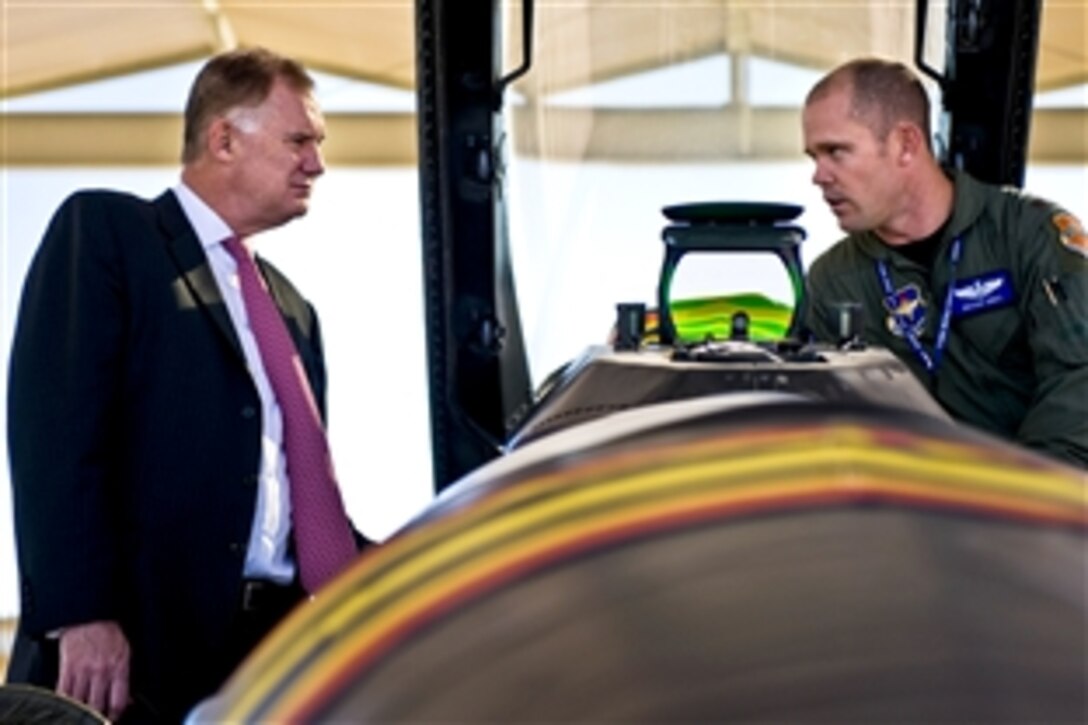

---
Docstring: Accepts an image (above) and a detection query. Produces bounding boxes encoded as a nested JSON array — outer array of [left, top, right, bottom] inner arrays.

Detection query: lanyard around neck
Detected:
[[875, 236, 963, 376]]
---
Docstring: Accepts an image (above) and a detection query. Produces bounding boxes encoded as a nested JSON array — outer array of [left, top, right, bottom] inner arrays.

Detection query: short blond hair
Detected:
[[807, 58, 932, 151]]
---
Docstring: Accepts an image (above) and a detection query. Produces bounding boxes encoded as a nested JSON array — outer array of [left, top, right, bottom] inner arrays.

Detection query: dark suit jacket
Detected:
[[7, 189, 331, 722]]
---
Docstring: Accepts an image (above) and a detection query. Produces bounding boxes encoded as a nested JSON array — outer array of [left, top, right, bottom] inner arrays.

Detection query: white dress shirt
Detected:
[[173, 182, 296, 583]]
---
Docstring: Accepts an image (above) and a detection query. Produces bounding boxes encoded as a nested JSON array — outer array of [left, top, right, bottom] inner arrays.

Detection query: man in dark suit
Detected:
[[6, 47, 368, 723]]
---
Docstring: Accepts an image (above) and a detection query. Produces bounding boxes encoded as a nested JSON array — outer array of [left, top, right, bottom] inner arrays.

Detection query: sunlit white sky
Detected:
[[1, 55, 1085, 620]]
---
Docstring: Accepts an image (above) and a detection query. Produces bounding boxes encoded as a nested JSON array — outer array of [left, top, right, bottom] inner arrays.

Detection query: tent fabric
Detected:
[[2, 3, 1085, 166]]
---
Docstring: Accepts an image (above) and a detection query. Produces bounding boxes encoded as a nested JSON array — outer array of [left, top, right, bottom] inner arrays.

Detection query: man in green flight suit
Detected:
[[801, 57, 1088, 468]]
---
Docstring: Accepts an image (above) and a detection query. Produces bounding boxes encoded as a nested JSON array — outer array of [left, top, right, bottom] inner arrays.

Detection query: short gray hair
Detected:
[[182, 47, 315, 163]]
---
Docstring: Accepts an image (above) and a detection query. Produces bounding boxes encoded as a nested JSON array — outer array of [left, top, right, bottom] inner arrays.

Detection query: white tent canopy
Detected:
[[2, 1, 1085, 165]]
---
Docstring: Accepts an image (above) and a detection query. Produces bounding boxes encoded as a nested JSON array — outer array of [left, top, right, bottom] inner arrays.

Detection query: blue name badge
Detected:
[[950, 270, 1015, 319]]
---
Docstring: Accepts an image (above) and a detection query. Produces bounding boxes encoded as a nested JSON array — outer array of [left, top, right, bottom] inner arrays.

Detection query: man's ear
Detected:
[[894, 121, 926, 165], [207, 117, 234, 161]]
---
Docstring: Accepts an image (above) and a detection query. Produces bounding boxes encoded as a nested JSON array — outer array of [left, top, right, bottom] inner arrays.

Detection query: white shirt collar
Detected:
[[173, 181, 234, 251]]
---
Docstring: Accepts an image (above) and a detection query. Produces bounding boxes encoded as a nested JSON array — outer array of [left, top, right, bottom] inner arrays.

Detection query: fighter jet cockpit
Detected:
[[508, 200, 952, 448]]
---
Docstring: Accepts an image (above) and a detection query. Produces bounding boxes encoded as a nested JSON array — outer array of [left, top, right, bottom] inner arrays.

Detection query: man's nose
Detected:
[[811, 160, 831, 187], [303, 145, 325, 177]]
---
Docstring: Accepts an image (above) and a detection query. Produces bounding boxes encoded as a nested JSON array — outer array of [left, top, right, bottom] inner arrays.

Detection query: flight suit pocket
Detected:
[[1027, 271, 1088, 368], [958, 305, 1027, 371]]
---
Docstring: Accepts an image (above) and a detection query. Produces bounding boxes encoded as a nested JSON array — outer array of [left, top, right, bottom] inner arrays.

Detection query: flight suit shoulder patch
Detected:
[[1052, 211, 1088, 258]]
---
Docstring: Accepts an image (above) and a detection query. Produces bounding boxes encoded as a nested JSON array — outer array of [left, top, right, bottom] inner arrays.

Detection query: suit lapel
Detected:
[[258, 257, 310, 360], [154, 191, 245, 360], [256, 256, 324, 411], [257, 258, 297, 330]]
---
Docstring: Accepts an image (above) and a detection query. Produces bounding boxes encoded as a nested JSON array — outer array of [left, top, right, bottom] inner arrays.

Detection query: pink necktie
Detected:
[[224, 237, 357, 594]]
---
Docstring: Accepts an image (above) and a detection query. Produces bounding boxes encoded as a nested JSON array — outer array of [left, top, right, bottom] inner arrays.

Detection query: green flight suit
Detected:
[[804, 170, 1088, 467]]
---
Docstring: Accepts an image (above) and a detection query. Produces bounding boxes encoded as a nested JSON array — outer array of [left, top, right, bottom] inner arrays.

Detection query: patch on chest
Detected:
[[950, 270, 1016, 319], [883, 283, 927, 338]]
